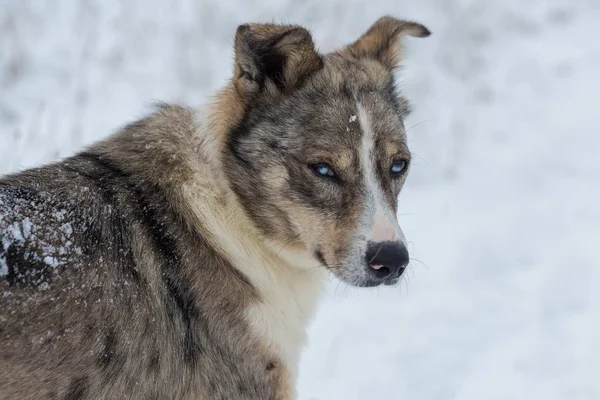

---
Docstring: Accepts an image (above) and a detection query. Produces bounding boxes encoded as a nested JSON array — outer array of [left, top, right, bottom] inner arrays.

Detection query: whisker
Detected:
[[408, 264, 416, 279], [368, 246, 382, 264], [334, 280, 343, 299], [410, 257, 429, 270], [410, 151, 428, 166], [405, 119, 436, 135], [275, 233, 304, 257], [402, 274, 410, 294]]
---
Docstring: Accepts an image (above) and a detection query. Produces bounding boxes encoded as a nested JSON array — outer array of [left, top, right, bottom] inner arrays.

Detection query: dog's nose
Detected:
[[366, 241, 409, 280]]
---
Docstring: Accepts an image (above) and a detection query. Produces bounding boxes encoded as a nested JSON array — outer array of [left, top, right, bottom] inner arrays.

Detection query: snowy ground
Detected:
[[1, 0, 598, 399]]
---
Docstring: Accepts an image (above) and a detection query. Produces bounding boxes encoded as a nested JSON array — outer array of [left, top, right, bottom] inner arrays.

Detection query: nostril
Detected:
[[366, 241, 409, 280], [372, 265, 392, 279]]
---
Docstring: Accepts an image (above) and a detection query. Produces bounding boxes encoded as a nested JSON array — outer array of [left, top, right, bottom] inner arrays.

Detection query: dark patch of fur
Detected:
[[163, 274, 205, 366], [63, 376, 88, 400], [235, 24, 324, 94], [227, 113, 256, 169], [147, 348, 160, 373], [314, 249, 327, 267], [63, 154, 144, 287], [3, 242, 54, 287], [76, 151, 206, 366]]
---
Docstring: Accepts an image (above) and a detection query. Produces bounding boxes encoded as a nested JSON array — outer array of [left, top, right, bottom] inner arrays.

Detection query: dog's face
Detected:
[[223, 17, 430, 287]]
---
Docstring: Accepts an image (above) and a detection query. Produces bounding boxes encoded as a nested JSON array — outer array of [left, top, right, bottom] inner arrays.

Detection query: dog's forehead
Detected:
[[293, 80, 407, 145], [249, 55, 409, 148], [293, 55, 409, 137]]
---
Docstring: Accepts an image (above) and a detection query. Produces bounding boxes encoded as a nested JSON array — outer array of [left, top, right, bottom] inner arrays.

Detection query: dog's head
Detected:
[[220, 17, 430, 287]]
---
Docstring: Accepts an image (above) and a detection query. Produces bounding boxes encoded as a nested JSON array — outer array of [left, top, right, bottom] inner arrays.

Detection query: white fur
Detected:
[[182, 119, 325, 377], [357, 102, 407, 245]]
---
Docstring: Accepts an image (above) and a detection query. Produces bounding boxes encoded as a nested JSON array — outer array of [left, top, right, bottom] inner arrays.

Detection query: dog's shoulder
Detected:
[[0, 104, 195, 289], [91, 103, 210, 186]]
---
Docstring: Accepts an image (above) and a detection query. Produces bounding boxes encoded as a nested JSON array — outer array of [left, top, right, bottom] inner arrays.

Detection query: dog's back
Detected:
[[0, 106, 287, 399]]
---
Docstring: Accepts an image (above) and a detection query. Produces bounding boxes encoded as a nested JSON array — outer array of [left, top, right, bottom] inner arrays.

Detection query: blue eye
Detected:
[[391, 160, 407, 175], [312, 163, 335, 178]]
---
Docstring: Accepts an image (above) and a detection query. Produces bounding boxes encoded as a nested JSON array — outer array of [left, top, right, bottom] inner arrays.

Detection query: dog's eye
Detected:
[[390, 160, 407, 175], [311, 163, 336, 178]]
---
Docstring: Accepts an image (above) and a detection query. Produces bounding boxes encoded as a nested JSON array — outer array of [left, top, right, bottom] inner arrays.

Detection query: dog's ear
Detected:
[[343, 16, 430, 70], [233, 23, 323, 99]]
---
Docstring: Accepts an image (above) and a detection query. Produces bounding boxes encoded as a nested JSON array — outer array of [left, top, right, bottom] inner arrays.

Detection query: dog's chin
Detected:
[[355, 276, 400, 288], [334, 271, 401, 288]]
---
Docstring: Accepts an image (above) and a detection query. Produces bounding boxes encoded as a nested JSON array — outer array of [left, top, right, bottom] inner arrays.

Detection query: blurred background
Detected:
[[1, 0, 598, 399]]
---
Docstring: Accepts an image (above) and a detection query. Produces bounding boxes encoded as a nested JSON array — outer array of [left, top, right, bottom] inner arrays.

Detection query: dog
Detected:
[[0, 16, 430, 399]]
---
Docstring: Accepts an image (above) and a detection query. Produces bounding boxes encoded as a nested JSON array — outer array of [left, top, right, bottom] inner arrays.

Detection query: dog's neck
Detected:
[[180, 101, 327, 376]]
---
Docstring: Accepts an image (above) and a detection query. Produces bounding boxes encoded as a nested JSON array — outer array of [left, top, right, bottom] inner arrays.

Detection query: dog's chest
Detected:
[[184, 185, 326, 374], [245, 262, 325, 376]]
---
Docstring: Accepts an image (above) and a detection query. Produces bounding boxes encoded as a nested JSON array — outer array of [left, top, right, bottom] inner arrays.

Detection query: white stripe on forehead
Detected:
[[356, 102, 407, 245], [356, 103, 378, 207], [356, 102, 388, 213]]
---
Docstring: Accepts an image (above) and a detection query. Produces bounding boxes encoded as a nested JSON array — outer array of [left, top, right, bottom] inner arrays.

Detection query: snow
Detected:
[[0, 0, 598, 399], [0, 191, 81, 285]]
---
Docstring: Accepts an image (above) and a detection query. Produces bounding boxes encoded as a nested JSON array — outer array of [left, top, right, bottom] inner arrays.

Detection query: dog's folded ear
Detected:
[[233, 23, 323, 99], [343, 16, 430, 70]]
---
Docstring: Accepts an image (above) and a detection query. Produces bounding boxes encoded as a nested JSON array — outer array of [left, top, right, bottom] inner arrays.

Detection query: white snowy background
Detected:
[[1, 0, 598, 399]]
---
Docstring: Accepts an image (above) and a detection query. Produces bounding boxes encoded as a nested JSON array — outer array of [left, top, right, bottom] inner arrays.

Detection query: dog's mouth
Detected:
[[322, 261, 406, 288], [313, 246, 406, 288], [357, 268, 404, 288], [383, 276, 401, 286]]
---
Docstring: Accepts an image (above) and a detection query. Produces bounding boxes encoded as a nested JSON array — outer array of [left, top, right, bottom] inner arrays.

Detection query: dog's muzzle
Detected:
[[364, 241, 409, 286]]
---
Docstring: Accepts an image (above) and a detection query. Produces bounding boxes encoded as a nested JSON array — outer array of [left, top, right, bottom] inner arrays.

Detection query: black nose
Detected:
[[365, 241, 409, 280]]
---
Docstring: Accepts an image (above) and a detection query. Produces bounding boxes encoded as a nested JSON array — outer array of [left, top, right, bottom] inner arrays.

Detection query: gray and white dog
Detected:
[[0, 16, 430, 400]]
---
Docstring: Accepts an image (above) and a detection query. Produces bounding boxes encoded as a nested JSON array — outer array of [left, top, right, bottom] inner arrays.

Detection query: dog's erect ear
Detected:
[[233, 23, 323, 99], [343, 16, 430, 70]]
